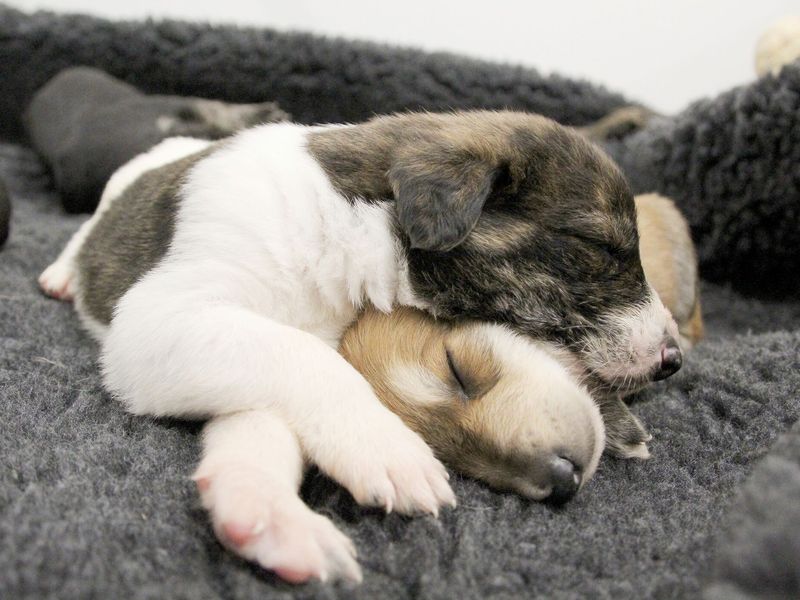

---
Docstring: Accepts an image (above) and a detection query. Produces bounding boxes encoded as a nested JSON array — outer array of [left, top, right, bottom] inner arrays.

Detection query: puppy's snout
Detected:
[[546, 456, 581, 505], [653, 336, 682, 381]]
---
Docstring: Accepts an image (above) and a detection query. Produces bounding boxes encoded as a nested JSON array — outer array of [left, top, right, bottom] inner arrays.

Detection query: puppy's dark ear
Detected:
[[389, 146, 500, 251]]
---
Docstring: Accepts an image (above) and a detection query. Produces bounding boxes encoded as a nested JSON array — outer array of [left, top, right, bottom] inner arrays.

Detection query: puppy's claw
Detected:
[[427, 470, 457, 511]]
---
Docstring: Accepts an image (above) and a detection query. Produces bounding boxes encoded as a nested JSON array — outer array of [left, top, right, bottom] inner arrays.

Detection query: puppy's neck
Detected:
[[247, 123, 427, 318]]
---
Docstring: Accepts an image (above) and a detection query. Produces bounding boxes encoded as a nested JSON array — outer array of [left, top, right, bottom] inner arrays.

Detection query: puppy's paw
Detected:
[[598, 395, 652, 460], [319, 415, 456, 516], [38, 260, 75, 301], [609, 440, 651, 460], [194, 464, 362, 584]]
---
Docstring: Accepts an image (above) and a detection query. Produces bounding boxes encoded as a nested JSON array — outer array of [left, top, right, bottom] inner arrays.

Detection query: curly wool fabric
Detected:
[[603, 63, 800, 297], [0, 4, 628, 143], [1, 6, 799, 600]]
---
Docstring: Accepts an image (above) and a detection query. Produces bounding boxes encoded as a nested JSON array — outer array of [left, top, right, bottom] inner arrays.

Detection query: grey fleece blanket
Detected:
[[1, 6, 800, 600]]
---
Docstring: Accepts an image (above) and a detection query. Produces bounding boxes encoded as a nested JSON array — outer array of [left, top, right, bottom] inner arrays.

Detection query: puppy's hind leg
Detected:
[[39, 160, 121, 300], [38, 216, 94, 300], [194, 409, 361, 583], [39, 136, 212, 301]]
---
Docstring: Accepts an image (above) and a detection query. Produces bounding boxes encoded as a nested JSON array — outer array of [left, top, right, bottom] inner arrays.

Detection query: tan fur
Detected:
[[576, 105, 658, 142], [466, 216, 537, 253], [635, 193, 704, 348]]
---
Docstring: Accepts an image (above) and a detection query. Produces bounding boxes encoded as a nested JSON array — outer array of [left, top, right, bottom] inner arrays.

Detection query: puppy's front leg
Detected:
[[104, 281, 455, 516], [195, 409, 361, 583]]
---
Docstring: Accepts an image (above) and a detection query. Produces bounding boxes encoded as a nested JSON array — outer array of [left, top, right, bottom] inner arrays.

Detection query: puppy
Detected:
[[40, 111, 681, 582], [635, 193, 703, 349], [25, 67, 289, 214], [341, 193, 703, 481], [340, 306, 605, 503]]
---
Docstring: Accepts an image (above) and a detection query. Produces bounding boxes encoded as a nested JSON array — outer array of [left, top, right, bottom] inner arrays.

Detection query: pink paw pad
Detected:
[[193, 465, 362, 584]]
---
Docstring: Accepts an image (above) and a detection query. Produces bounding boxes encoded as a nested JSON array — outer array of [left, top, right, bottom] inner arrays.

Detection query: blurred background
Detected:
[[7, 0, 799, 113]]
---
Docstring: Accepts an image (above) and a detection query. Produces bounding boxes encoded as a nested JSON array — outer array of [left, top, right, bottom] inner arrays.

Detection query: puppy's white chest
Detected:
[[167, 124, 404, 342]]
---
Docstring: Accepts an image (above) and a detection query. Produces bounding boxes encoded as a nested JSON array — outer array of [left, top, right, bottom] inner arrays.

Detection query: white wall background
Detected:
[[8, 0, 799, 113]]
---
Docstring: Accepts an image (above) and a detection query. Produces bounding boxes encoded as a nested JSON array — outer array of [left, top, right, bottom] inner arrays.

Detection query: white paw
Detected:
[[193, 463, 362, 584], [318, 414, 456, 516], [38, 260, 75, 301]]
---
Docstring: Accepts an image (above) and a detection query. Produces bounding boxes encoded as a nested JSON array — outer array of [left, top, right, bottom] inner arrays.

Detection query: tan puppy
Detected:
[[340, 193, 702, 499], [340, 307, 605, 502], [636, 193, 703, 349]]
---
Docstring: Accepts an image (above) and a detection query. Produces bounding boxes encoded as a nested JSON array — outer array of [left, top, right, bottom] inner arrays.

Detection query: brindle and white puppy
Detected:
[[341, 193, 703, 489], [39, 111, 681, 583]]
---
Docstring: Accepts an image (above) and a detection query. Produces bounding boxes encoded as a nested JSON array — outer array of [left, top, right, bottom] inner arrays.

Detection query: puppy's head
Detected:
[[312, 111, 681, 394], [340, 306, 605, 503]]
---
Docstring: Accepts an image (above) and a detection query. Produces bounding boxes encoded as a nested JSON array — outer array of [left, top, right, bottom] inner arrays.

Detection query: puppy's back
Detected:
[[635, 193, 704, 347]]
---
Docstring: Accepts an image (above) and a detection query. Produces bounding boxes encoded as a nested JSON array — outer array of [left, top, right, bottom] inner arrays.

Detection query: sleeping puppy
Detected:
[[341, 193, 703, 483], [25, 66, 289, 214], [635, 193, 703, 349], [40, 111, 682, 582], [340, 306, 606, 502]]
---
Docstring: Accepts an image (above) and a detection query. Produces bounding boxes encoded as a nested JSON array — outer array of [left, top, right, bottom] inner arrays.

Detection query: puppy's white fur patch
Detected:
[[388, 364, 454, 406], [581, 286, 677, 389], [480, 325, 606, 483]]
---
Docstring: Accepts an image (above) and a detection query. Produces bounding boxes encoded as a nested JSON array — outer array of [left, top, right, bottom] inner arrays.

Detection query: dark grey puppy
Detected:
[[24, 67, 289, 214]]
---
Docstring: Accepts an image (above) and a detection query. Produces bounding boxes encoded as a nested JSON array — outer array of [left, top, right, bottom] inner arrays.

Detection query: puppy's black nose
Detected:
[[546, 456, 581, 505], [654, 337, 682, 381]]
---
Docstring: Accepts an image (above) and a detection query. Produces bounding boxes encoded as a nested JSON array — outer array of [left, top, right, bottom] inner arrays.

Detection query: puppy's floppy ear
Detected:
[[389, 145, 500, 252]]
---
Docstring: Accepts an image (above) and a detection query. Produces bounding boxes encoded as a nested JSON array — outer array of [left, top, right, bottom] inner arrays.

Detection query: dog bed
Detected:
[[1, 5, 799, 599]]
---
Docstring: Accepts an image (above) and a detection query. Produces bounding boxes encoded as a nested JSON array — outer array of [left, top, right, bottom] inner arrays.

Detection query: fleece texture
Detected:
[[1, 6, 799, 600], [0, 5, 629, 143], [704, 419, 800, 600], [603, 62, 800, 297]]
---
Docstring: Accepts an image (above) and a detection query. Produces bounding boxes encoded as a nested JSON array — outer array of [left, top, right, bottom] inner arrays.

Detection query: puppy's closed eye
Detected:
[[442, 333, 501, 401], [445, 347, 470, 401]]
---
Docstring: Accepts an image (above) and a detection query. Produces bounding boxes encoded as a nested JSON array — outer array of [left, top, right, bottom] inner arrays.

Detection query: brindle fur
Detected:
[[309, 111, 649, 350], [76, 146, 217, 324]]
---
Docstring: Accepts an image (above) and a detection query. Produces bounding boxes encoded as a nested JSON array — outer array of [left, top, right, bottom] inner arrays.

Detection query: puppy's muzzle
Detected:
[[653, 336, 682, 381]]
